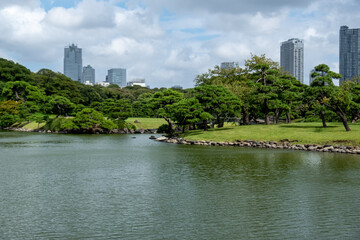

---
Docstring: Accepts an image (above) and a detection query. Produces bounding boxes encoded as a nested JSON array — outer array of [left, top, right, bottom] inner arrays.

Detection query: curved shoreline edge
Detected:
[[153, 136, 360, 155], [4, 127, 158, 134]]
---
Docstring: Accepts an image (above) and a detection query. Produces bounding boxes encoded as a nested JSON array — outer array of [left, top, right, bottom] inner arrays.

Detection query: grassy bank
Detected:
[[181, 122, 360, 146], [126, 118, 166, 129]]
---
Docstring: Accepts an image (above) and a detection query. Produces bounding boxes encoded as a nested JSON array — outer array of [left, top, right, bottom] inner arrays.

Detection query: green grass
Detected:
[[181, 122, 360, 146], [126, 118, 166, 129]]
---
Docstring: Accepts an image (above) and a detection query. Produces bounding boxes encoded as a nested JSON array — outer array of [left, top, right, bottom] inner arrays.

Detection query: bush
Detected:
[[115, 119, 136, 130], [157, 123, 169, 134], [43, 117, 78, 131], [0, 114, 19, 128]]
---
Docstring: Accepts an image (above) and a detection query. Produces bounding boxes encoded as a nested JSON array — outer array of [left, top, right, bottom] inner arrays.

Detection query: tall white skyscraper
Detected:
[[64, 44, 82, 82], [106, 68, 126, 87], [280, 38, 304, 83], [339, 26, 360, 83]]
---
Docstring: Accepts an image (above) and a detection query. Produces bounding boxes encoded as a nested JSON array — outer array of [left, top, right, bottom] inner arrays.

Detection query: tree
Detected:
[[171, 98, 204, 133], [310, 64, 351, 131], [151, 89, 184, 135], [34, 69, 82, 104], [49, 95, 75, 117], [101, 99, 133, 121], [194, 85, 241, 130], [73, 108, 116, 131], [2, 81, 46, 103]]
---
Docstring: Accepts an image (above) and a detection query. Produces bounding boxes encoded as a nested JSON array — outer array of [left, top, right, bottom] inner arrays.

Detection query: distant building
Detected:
[[96, 82, 110, 87], [82, 65, 95, 84], [64, 44, 82, 82], [106, 68, 126, 87], [220, 62, 239, 70], [127, 78, 146, 87], [280, 38, 304, 83], [339, 26, 360, 84]]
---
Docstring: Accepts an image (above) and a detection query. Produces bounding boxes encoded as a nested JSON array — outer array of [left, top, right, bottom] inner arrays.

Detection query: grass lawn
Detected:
[[126, 117, 166, 129], [181, 122, 360, 146], [22, 122, 46, 130]]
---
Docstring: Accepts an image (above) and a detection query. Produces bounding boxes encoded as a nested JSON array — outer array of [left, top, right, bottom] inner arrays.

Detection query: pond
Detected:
[[0, 131, 359, 239]]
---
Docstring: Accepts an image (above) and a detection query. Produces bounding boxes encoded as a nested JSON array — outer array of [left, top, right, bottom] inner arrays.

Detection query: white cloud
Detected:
[[0, 0, 358, 88]]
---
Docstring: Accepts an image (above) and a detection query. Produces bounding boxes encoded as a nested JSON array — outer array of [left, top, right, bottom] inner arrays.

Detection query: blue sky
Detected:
[[0, 0, 358, 87]]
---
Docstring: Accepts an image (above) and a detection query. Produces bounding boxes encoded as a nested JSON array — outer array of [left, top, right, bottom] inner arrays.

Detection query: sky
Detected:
[[0, 0, 359, 88]]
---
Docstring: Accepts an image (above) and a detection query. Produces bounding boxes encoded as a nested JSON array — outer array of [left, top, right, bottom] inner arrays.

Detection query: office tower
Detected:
[[339, 26, 360, 83], [220, 62, 239, 70], [64, 44, 82, 82], [106, 68, 126, 87], [280, 38, 304, 83], [82, 65, 95, 84]]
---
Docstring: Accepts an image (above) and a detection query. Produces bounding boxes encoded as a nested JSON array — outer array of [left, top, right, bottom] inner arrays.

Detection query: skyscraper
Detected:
[[220, 62, 239, 70], [280, 38, 304, 83], [82, 65, 95, 84], [339, 26, 360, 83], [106, 68, 126, 87], [64, 44, 82, 82]]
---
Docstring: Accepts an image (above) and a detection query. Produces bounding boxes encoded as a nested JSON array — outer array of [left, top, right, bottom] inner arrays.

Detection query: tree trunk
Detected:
[[285, 112, 291, 124], [320, 110, 327, 127], [351, 112, 360, 123], [275, 108, 280, 124], [163, 116, 174, 135], [336, 110, 351, 131], [264, 99, 270, 125], [242, 107, 250, 125], [203, 120, 208, 131]]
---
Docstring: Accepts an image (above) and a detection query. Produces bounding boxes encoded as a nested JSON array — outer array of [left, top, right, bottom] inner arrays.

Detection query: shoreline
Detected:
[[3, 127, 158, 134], [153, 136, 360, 155]]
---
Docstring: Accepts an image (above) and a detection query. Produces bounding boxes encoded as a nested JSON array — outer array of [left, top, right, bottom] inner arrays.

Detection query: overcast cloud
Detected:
[[0, 0, 359, 88]]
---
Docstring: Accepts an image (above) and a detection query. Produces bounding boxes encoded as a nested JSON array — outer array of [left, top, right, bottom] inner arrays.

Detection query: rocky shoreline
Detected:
[[152, 136, 360, 155], [4, 127, 157, 134]]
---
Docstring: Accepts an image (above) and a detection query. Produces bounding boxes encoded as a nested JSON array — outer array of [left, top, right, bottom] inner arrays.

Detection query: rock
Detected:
[[155, 136, 168, 141], [149, 135, 157, 140]]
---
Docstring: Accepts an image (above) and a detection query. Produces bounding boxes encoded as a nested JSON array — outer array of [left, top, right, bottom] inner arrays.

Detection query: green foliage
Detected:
[[34, 69, 82, 103], [115, 119, 136, 130], [194, 85, 241, 128], [0, 114, 19, 128], [101, 99, 133, 120], [157, 123, 170, 134], [43, 117, 78, 131], [0, 58, 33, 83], [73, 108, 106, 129], [49, 95, 75, 116]]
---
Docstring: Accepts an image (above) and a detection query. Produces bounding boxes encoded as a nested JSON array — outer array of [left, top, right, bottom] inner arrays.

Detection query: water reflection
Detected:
[[0, 132, 359, 239]]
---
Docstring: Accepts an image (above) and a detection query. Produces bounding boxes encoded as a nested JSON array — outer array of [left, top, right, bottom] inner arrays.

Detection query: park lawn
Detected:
[[126, 117, 166, 129], [22, 121, 46, 130], [181, 122, 360, 146]]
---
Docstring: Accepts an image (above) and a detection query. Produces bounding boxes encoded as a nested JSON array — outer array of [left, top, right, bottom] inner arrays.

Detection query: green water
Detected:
[[0, 131, 359, 239]]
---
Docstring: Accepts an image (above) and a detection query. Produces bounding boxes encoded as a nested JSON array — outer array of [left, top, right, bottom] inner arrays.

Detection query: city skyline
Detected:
[[0, 0, 359, 87]]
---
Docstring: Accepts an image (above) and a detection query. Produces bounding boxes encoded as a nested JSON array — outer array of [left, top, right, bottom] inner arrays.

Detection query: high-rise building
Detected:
[[82, 65, 95, 85], [64, 44, 82, 82], [339, 26, 360, 83], [280, 38, 304, 83], [106, 68, 126, 87], [220, 62, 239, 70]]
